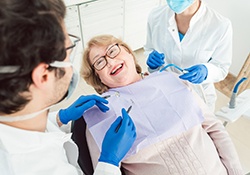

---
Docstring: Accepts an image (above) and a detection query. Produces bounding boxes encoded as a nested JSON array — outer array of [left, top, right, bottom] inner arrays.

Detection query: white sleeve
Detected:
[[48, 111, 58, 126], [93, 162, 121, 175], [144, 10, 162, 74], [203, 19, 233, 84], [47, 111, 71, 133], [143, 9, 155, 58], [0, 150, 14, 175]]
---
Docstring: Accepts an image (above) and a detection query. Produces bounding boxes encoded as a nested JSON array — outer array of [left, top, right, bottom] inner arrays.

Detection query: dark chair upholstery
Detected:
[[71, 117, 126, 175], [71, 117, 94, 175]]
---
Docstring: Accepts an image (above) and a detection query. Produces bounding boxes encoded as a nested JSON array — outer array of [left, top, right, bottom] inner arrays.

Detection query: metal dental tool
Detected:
[[115, 105, 132, 133]]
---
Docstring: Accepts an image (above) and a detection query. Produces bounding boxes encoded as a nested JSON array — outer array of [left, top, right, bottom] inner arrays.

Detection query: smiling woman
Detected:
[[81, 34, 142, 94], [80, 35, 244, 175]]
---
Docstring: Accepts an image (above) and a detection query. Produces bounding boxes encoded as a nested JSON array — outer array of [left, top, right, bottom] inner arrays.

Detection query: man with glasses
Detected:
[[0, 0, 136, 175]]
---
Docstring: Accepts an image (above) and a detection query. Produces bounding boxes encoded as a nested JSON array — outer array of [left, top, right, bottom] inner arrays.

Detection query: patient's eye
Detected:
[[95, 57, 105, 66], [107, 44, 119, 58]]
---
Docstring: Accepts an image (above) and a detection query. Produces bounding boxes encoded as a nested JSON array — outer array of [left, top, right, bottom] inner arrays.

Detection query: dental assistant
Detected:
[[144, 0, 232, 110], [0, 0, 136, 175]]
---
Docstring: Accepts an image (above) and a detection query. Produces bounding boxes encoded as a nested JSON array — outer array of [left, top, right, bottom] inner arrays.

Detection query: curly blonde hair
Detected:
[[81, 35, 142, 94]]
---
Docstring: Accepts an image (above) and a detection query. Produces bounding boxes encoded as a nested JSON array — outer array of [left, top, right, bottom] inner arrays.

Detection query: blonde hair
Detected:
[[81, 34, 142, 94]]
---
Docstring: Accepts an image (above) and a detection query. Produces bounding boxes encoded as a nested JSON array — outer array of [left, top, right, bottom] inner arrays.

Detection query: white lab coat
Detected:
[[0, 115, 121, 175], [144, 1, 232, 110]]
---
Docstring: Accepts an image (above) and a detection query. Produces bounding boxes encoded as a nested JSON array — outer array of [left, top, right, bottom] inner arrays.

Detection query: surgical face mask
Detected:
[[0, 61, 79, 122], [166, 0, 195, 14], [49, 61, 79, 100]]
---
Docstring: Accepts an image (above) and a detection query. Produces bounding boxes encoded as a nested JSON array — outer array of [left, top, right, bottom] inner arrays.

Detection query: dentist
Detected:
[[0, 0, 136, 174]]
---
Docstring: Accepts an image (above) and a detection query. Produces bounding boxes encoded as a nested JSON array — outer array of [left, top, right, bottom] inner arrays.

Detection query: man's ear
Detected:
[[31, 63, 51, 89]]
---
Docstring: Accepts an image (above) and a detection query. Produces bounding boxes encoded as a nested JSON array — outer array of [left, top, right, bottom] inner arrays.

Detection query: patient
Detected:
[[81, 35, 243, 175]]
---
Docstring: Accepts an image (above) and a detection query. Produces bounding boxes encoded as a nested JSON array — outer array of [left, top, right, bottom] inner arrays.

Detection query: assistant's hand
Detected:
[[146, 50, 165, 69], [59, 95, 109, 124], [99, 108, 136, 167], [179, 64, 208, 84]]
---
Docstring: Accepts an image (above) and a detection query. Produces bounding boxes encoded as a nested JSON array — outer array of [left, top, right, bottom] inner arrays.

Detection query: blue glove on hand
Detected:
[[59, 95, 109, 124], [146, 50, 165, 69], [179, 64, 208, 84], [99, 108, 136, 167]]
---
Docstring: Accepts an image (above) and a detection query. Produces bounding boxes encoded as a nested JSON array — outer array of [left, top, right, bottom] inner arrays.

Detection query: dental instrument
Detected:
[[159, 63, 188, 73], [115, 105, 132, 133]]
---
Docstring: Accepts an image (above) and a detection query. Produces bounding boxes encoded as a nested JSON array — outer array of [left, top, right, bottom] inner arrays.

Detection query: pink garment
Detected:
[[83, 72, 204, 158], [85, 72, 243, 175]]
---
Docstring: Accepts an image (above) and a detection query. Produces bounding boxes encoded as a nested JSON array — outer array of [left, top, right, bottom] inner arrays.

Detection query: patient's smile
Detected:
[[110, 63, 124, 75]]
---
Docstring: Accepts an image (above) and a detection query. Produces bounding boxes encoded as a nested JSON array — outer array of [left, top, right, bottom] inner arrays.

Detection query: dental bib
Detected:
[[83, 72, 204, 159]]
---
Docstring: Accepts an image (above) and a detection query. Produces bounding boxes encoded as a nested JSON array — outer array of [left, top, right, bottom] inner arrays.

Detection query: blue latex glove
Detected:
[[99, 108, 136, 166], [59, 95, 109, 124], [179, 64, 208, 84], [146, 50, 165, 69]]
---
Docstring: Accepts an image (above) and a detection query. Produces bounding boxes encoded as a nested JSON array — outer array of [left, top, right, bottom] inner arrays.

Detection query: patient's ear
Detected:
[[31, 63, 51, 89]]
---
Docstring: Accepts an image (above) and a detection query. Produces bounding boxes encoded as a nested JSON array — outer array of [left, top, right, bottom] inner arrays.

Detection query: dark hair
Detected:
[[0, 0, 66, 114]]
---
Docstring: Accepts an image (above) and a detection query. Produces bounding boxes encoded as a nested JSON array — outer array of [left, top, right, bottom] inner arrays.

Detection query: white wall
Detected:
[[205, 0, 250, 76], [64, 0, 250, 76]]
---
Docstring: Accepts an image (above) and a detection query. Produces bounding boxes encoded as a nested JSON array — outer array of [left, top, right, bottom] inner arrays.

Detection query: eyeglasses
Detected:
[[49, 34, 81, 68], [67, 34, 81, 62], [92, 43, 121, 71], [0, 34, 81, 74]]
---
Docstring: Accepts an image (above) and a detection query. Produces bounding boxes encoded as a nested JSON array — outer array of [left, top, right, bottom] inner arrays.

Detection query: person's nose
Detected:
[[106, 57, 116, 68]]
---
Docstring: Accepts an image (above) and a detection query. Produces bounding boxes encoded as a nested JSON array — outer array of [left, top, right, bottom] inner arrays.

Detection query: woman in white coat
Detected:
[[144, 0, 232, 111]]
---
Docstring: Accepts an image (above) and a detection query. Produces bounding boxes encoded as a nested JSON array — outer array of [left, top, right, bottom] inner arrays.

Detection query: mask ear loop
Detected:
[[0, 89, 76, 122], [0, 105, 52, 122], [0, 63, 80, 122], [49, 61, 72, 68], [0, 66, 20, 73]]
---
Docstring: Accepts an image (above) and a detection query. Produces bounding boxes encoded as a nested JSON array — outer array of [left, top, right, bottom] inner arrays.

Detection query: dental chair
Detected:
[[215, 53, 250, 174], [71, 53, 250, 175], [71, 117, 126, 175], [71, 117, 94, 175], [215, 53, 250, 125]]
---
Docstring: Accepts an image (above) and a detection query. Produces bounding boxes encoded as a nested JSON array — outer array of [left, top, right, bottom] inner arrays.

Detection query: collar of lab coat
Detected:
[[0, 119, 72, 154], [168, 1, 207, 29], [189, 1, 206, 27]]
